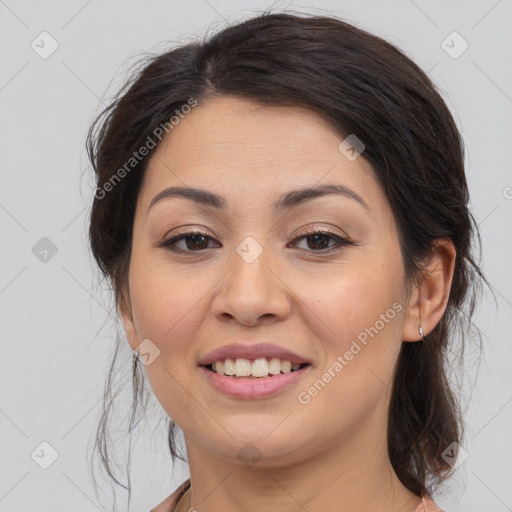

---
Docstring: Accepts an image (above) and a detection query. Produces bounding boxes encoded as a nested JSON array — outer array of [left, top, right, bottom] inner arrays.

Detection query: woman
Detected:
[[87, 11, 485, 512]]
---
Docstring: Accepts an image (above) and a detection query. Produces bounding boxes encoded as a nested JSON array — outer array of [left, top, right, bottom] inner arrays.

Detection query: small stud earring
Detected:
[[419, 326, 425, 340]]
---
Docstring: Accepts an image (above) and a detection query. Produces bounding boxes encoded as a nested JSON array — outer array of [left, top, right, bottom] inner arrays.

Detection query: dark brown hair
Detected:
[[87, 10, 487, 503]]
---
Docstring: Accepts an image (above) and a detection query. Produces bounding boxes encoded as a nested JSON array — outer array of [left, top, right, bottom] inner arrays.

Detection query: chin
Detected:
[[194, 423, 309, 466]]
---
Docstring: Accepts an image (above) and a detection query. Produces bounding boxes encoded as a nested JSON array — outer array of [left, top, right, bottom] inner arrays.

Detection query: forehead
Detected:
[[139, 95, 384, 215]]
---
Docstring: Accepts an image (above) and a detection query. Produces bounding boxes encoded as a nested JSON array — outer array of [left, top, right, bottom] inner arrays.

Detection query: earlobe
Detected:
[[401, 239, 456, 342], [118, 292, 140, 351], [121, 311, 140, 351]]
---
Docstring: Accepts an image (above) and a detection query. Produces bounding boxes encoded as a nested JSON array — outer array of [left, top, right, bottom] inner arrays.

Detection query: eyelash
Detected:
[[159, 227, 353, 254]]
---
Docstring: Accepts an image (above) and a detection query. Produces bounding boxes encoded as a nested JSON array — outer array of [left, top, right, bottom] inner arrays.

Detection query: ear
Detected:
[[118, 287, 140, 351], [401, 238, 456, 342]]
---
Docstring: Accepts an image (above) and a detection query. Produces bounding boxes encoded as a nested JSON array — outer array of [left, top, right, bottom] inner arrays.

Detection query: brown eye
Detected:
[[181, 234, 210, 251], [160, 231, 220, 253], [304, 233, 332, 250], [290, 229, 353, 252]]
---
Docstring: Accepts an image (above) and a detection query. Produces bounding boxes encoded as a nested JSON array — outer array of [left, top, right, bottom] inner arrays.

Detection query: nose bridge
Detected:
[[229, 234, 274, 299], [212, 234, 291, 324]]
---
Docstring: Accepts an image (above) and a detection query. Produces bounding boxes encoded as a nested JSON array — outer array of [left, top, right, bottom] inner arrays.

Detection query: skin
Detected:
[[121, 96, 456, 512]]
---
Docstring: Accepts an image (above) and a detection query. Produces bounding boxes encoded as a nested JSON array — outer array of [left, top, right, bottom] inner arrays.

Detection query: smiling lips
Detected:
[[199, 342, 311, 378], [198, 342, 312, 397]]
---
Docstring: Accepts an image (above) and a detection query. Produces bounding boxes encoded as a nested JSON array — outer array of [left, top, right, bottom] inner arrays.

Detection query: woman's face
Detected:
[[122, 95, 418, 465]]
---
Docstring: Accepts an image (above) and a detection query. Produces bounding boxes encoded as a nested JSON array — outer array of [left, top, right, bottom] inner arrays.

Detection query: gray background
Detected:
[[0, 0, 511, 511]]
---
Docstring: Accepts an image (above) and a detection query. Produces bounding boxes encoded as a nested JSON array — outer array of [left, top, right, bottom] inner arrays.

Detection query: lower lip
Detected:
[[199, 365, 311, 399]]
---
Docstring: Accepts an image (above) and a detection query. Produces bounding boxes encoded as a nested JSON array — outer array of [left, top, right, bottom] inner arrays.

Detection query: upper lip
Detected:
[[198, 343, 311, 366]]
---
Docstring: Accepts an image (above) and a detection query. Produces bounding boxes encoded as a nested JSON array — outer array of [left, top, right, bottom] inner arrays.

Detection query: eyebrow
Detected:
[[148, 183, 370, 213]]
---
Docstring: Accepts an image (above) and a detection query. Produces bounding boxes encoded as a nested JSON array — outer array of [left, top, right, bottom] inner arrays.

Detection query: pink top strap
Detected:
[[414, 494, 444, 511]]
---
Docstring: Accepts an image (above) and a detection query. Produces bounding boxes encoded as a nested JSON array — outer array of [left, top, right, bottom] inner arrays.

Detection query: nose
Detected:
[[211, 243, 292, 327]]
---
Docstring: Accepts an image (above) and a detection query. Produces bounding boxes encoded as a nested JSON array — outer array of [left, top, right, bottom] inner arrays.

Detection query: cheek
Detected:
[[128, 260, 208, 419], [129, 254, 206, 343], [293, 257, 403, 349], [127, 255, 213, 407], [290, 257, 405, 407], [292, 269, 403, 437]]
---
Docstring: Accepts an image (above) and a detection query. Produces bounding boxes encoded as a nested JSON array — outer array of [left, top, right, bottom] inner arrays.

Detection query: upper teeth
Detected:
[[212, 358, 302, 377]]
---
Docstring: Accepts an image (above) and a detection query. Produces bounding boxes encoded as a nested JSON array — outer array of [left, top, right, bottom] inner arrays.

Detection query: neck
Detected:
[[179, 415, 422, 512]]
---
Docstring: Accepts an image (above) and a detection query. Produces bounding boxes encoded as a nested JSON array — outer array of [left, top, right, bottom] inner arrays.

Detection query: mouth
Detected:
[[197, 342, 313, 399]]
